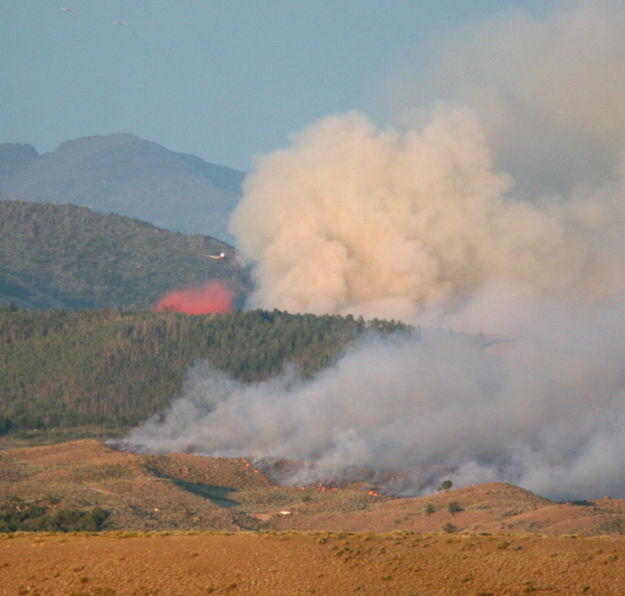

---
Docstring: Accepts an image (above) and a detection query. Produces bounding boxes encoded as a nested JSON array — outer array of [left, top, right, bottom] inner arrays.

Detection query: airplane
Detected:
[[61, 7, 76, 12], [113, 20, 127, 25], [208, 251, 227, 260]]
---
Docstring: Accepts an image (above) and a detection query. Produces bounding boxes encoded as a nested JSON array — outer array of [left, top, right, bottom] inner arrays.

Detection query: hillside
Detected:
[[0, 134, 244, 242], [2, 440, 625, 538], [0, 306, 409, 434], [0, 200, 250, 310]]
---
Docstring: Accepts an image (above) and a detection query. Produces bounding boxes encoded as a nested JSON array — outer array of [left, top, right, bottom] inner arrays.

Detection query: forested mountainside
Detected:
[[0, 200, 250, 310], [0, 306, 410, 434]]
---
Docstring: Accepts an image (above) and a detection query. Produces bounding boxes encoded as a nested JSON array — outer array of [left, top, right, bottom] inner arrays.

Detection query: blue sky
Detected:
[[3, 1, 554, 170]]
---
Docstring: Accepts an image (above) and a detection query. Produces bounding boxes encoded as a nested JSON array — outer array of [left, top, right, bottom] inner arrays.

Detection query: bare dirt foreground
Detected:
[[3, 441, 625, 594], [2, 531, 625, 595]]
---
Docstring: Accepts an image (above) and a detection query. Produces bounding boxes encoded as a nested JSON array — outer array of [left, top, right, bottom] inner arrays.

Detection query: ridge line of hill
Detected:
[[0, 199, 250, 310]]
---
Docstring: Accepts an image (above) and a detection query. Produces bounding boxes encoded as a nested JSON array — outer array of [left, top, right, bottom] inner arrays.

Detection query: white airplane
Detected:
[[61, 7, 76, 12], [209, 251, 227, 260], [113, 20, 127, 25]]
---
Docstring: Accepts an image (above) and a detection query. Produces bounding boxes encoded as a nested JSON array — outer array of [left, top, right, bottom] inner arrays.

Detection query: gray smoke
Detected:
[[126, 1, 625, 499], [126, 312, 625, 500], [385, 0, 625, 197]]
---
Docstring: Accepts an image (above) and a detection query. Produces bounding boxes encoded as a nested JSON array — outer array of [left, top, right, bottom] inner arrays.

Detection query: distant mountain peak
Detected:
[[55, 133, 143, 153], [0, 134, 245, 244], [0, 143, 38, 177]]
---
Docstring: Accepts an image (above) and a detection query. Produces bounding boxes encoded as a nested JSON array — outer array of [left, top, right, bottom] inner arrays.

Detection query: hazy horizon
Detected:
[[3, 1, 552, 171]]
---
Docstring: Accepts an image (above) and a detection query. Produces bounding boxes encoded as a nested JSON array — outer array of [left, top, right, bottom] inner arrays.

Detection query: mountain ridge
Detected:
[[0, 133, 245, 243], [0, 199, 250, 310]]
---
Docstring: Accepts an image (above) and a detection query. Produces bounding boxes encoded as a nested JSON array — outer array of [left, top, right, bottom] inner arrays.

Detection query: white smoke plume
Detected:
[[126, 317, 625, 500], [229, 106, 623, 320], [385, 0, 625, 197], [126, 1, 625, 499]]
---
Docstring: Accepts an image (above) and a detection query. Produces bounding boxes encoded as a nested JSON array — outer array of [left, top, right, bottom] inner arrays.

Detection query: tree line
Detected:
[[0, 304, 412, 434]]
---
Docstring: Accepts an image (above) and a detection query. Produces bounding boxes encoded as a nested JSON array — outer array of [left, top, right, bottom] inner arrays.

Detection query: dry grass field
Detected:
[[2, 440, 625, 594], [2, 531, 625, 595]]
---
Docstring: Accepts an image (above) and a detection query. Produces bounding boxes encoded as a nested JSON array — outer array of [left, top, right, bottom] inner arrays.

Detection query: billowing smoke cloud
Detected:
[[128, 1, 625, 499], [229, 106, 623, 320], [126, 317, 625, 500], [154, 280, 233, 315], [385, 0, 625, 197]]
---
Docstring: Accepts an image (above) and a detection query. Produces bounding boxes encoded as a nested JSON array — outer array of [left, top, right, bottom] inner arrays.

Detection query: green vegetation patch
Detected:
[[0, 199, 250, 310], [0, 305, 411, 437], [0, 497, 109, 532]]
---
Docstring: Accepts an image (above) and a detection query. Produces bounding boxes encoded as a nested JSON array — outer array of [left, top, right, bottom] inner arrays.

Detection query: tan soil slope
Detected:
[[2, 532, 625, 595], [2, 440, 625, 536], [0, 440, 258, 531]]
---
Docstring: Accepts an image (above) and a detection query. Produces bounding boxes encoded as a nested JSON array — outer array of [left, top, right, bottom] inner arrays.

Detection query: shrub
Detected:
[[0, 499, 109, 533], [448, 501, 462, 515], [438, 480, 453, 491]]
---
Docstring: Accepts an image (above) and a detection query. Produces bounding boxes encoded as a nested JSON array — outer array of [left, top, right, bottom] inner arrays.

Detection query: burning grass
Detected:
[[3, 440, 625, 538]]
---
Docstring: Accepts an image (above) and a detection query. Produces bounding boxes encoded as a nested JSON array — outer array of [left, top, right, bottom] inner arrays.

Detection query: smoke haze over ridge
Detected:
[[126, 322, 625, 500], [127, 1, 625, 499]]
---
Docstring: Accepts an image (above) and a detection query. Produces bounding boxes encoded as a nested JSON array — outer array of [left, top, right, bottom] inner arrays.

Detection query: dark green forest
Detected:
[[0, 305, 411, 436], [0, 199, 250, 310]]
